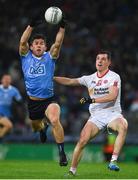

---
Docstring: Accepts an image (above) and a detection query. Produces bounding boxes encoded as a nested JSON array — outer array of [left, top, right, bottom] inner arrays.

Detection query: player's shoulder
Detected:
[[46, 51, 57, 60], [85, 72, 97, 80], [83, 72, 96, 78], [79, 74, 94, 82], [0, 85, 16, 92], [44, 51, 50, 57], [108, 70, 120, 79]]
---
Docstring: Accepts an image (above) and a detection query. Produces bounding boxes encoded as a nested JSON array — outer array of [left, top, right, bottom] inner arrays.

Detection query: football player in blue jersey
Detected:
[[19, 14, 68, 166], [0, 74, 22, 139]]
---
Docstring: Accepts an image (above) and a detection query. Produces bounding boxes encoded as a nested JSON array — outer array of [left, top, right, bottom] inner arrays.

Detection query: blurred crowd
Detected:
[[0, 0, 138, 142]]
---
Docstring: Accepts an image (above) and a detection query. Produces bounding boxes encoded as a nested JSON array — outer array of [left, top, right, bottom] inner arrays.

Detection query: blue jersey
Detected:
[[0, 85, 22, 118], [20, 51, 56, 98]]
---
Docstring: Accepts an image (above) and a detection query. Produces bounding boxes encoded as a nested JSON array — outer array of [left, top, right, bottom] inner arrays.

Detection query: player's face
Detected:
[[96, 54, 111, 72], [1, 75, 12, 87], [30, 39, 47, 57]]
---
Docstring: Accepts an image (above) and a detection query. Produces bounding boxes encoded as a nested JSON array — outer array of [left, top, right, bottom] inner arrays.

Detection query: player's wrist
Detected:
[[91, 98, 95, 103], [80, 97, 95, 104], [86, 98, 95, 103], [29, 19, 37, 28], [59, 13, 67, 28], [29, 20, 41, 28], [60, 21, 66, 28], [29, 15, 43, 28]]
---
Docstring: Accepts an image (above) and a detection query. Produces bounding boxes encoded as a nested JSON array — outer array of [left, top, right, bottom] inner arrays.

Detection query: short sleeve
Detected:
[[20, 50, 31, 60], [49, 51, 58, 60], [77, 76, 88, 87], [110, 74, 121, 88]]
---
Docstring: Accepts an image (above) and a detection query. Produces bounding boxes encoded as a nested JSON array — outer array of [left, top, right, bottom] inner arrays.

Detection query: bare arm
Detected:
[[80, 86, 119, 104], [54, 76, 80, 86], [50, 27, 65, 59], [19, 25, 33, 55], [95, 86, 118, 103]]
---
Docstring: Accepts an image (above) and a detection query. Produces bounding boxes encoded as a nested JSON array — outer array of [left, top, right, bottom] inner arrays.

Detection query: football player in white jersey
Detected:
[[54, 50, 128, 174]]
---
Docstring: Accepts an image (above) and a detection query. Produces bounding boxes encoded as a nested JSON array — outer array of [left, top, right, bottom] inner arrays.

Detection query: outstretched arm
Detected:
[[19, 15, 43, 56], [54, 77, 80, 86], [50, 15, 66, 59], [50, 27, 65, 59], [19, 25, 33, 55]]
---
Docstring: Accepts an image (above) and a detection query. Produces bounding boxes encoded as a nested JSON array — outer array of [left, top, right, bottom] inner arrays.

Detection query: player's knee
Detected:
[[78, 138, 88, 148], [50, 116, 59, 127], [123, 119, 128, 132], [9, 123, 13, 130], [5, 122, 13, 130], [118, 118, 128, 133], [46, 103, 60, 118]]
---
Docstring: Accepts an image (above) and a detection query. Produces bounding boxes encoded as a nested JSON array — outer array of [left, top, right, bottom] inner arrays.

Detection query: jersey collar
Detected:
[[32, 52, 46, 60], [0, 85, 12, 90], [97, 69, 109, 78]]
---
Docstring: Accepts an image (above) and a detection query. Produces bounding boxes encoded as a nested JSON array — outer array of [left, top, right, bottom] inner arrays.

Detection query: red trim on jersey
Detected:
[[113, 81, 118, 87], [97, 69, 109, 78]]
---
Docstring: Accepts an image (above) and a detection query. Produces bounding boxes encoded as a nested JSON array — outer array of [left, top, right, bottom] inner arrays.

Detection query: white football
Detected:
[[45, 7, 62, 25]]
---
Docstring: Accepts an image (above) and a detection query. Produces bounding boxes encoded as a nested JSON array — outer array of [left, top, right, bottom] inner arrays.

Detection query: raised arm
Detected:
[[50, 27, 65, 59], [19, 25, 33, 55], [19, 15, 43, 56], [54, 77, 80, 86], [50, 15, 66, 59]]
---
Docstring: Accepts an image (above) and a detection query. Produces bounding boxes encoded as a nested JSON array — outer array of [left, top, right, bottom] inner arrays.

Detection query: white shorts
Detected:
[[88, 111, 123, 130]]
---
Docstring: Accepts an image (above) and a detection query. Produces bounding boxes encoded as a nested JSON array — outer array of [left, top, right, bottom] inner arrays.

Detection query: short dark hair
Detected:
[[30, 34, 46, 45], [97, 50, 111, 60]]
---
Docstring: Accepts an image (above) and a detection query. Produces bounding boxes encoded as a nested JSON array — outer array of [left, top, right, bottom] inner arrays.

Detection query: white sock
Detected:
[[111, 153, 118, 162], [70, 167, 76, 174]]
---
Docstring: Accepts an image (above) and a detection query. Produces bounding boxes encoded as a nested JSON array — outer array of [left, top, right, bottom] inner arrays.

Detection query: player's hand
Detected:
[[59, 12, 67, 28], [80, 97, 86, 104], [80, 97, 89, 104], [29, 14, 44, 28], [80, 97, 95, 104]]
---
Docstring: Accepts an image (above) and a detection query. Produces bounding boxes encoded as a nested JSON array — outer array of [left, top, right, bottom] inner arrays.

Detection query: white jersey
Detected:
[[78, 70, 122, 116]]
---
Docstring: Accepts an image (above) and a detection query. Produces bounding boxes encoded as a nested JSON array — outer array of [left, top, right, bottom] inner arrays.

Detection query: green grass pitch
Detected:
[[0, 160, 138, 179]]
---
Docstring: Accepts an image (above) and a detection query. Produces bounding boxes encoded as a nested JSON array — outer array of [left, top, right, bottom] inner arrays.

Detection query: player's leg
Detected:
[[27, 97, 49, 143], [31, 119, 44, 131], [69, 121, 99, 175], [45, 103, 64, 143], [45, 103, 68, 166], [31, 119, 48, 143], [0, 117, 13, 137], [107, 117, 128, 171]]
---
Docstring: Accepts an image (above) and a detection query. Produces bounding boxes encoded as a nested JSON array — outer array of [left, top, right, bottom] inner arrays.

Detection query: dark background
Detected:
[[0, 0, 138, 144]]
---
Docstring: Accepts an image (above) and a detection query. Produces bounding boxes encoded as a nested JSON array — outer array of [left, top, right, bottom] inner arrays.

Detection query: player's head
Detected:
[[30, 34, 47, 57], [96, 50, 111, 72], [1, 74, 12, 87]]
